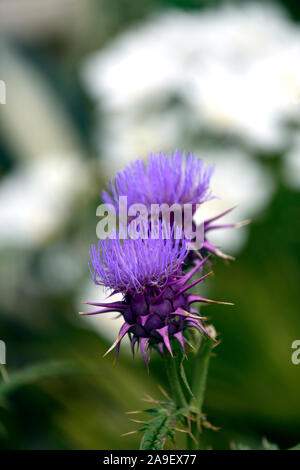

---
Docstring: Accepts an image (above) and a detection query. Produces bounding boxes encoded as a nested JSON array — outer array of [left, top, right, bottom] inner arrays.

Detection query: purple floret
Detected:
[[102, 151, 214, 210], [89, 231, 188, 293]]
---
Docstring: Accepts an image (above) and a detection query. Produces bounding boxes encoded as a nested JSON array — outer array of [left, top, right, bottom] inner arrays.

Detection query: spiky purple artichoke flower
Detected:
[[82, 229, 229, 366], [102, 151, 244, 259]]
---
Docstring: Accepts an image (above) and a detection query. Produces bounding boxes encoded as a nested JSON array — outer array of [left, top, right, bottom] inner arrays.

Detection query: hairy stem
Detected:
[[187, 327, 216, 449], [165, 353, 187, 409]]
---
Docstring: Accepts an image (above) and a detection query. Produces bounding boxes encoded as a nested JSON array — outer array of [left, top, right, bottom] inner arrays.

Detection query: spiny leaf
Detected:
[[139, 402, 178, 450], [139, 413, 169, 450]]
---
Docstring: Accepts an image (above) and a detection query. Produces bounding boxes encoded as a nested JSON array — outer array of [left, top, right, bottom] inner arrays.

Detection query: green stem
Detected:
[[187, 329, 215, 449], [191, 335, 214, 411], [165, 353, 187, 409]]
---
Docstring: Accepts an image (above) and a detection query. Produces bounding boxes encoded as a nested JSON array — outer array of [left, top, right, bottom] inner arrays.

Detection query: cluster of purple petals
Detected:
[[101, 151, 240, 259], [102, 151, 214, 210], [89, 231, 188, 293]]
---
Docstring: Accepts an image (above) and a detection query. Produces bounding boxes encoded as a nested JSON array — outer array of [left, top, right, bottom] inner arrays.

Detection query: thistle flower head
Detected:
[[84, 227, 223, 366], [102, 151, 214, 210], [102, 151, 244, 260]]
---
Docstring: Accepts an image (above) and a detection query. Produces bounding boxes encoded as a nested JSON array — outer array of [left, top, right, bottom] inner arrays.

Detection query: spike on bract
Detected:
[[93, 266, 222, 365]]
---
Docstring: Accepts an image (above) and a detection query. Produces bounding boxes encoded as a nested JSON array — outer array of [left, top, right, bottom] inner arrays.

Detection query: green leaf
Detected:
[[139, 413, 168, 450], [0, 361, 82, 397], [139, 402, 178, 450]]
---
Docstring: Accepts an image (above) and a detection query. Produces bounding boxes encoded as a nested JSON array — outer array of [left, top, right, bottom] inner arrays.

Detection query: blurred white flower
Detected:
[[82, 2, 300, 170], [1, 43, 84, 162], [0, 153, 88, 247], [283, 134, 300, 190], [98, 110, 184, 170]]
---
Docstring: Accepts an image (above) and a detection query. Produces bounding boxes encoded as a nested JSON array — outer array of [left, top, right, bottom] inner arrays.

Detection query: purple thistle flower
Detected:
[[82, 229, 231, 366], [102, 151, 214, 210], [102, 151, 245, 259]]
